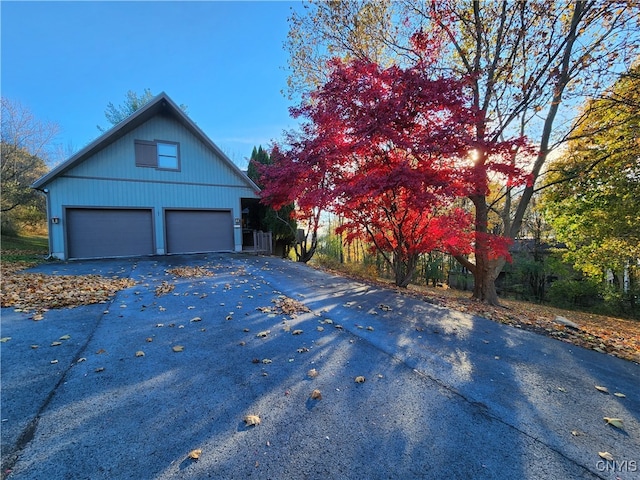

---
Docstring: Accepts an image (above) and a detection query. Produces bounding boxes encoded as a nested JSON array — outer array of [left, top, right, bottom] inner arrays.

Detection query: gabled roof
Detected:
[[32, 92, 260, 191]]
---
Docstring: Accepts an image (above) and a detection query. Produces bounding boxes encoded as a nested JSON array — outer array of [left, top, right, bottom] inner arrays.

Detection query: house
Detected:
[[32, 92, 261, 260]]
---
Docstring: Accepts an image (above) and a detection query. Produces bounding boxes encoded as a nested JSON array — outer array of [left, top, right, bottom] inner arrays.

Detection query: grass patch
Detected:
[[1, 234, 48, 264]]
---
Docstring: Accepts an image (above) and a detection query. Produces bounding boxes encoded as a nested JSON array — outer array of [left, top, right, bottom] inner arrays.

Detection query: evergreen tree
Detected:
[[247, 146, 297, 256]]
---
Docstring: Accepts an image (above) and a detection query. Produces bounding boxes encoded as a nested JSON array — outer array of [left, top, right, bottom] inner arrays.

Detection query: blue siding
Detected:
[[66, 116, 248, 186], [45, 115, 259, 259]]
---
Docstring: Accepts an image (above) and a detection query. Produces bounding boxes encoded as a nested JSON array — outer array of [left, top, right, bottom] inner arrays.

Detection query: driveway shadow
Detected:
[[2, 254, 637, 479]]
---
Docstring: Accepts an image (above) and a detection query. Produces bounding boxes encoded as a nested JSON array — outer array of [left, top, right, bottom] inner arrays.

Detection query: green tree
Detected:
[[542, 63, 640, 294], [1, 98, 57, 234], [285, 0, 639, 304], [247, 146, 297, 256], [97, 89, 188, 132]]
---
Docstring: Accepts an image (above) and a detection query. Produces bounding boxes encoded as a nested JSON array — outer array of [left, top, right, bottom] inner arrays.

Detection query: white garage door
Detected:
[[66, 208, 154, 259], [165, 210, 233, 254]]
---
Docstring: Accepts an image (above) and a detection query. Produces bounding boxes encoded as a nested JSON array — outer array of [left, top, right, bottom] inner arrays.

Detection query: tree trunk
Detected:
[[473, 257, 506, 305], [468, 193, 506, 305], [393, 253, 419, 288]]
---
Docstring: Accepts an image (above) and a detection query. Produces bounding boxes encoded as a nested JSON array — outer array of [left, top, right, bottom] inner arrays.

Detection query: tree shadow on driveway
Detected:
[[1, 254, 638, 479]]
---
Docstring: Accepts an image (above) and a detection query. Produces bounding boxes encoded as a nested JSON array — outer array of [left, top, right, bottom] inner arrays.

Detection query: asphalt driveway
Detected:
[[1, 253, 639, 479]]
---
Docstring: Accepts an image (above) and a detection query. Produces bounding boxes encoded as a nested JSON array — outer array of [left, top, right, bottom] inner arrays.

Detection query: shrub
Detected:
[[547, 278, 601, 308]]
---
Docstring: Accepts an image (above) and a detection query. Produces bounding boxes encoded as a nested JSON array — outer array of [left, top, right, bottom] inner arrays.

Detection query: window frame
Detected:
[[134, 139, 181, 171], [155, 140, 180, 171]]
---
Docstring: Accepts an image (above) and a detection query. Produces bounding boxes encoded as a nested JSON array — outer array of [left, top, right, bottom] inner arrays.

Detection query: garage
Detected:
[[165, 209, 233, 254], [66, 208, 154, 259]]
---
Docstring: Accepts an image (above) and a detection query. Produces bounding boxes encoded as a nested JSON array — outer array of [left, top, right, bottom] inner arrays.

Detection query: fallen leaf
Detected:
[[50, 341, 62, 346], [256, 330, 270, 338], [50, 359, 58, 364], [0, 337, 11, 343], [155, 281, 175, 297], [557, 387, 567, 393], [297, 347, 309, 353], [96, 349, 106, 354], [244, 414, 261, 426], [135, 351, 145, 357], [77, 357, 86, 363], [172, 345, 184, 352], [317, 326, 324, 332], [292, 329, 303, 335], [95, 367, 104, 372], [595, 385, 609, 394], [59, 335, 71, 340], [355, 376, 366, 383], [366, 326, 374, 331], [146, 337, 153, 342], [307, 368, 319, 378], [599, 451, 614, 461], [603, 417, 624, 429], [31, 345, 39, 349], [613, 392, 626, 398], [188, 449, 202, 460], [310, 389, 322, 400], [262, 358, 272, 364], [190, 317, 202, 322]]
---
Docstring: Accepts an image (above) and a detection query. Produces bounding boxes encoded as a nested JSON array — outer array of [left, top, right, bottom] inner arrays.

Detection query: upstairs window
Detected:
[[157, 142, 178, 169], [135, 140, 180, 170]]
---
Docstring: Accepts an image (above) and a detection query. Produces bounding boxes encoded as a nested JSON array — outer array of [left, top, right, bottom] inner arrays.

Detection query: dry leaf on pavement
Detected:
[[603, 417, 624, 429], [188, 449, 202, 460], [244, 415, 261, 426]]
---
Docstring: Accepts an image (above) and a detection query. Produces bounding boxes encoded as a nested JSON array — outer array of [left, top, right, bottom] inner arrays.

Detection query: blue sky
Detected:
[[1, 1, 301, 168]]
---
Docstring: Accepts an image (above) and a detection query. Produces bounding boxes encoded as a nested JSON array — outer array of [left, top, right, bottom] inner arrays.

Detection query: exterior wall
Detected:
[[45, 115, 257, 259]]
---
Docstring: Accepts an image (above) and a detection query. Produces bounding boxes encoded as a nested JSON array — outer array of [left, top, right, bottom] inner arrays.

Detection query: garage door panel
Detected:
[[66, 208, 154, 259], [165, 210, 233, 254]]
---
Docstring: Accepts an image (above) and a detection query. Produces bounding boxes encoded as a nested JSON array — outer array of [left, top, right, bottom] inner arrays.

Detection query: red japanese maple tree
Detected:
[[259, 40, 529, 287]]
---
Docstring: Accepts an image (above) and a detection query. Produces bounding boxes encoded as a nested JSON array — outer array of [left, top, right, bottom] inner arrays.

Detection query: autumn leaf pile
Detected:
[[1, 264, 136, 314], [273, 296, 311, 316], [166, 266, 214, 278]]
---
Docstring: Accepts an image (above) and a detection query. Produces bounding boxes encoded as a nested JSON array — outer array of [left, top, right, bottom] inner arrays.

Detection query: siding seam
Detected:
[[60, 174, 255, 190]]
